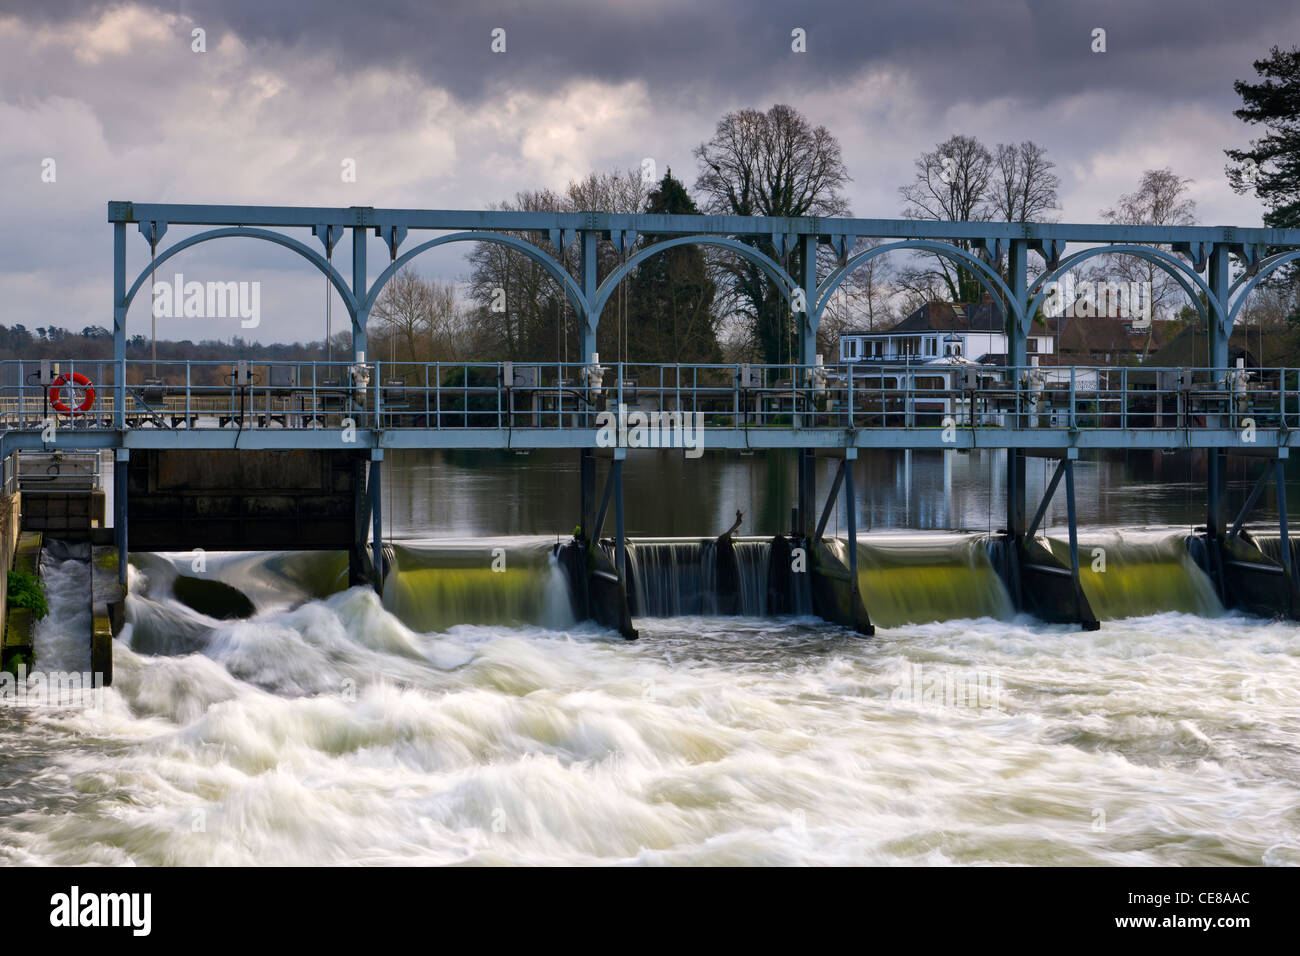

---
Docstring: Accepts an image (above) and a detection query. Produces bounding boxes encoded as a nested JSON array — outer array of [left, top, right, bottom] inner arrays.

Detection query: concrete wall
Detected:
[[0, 492, 18, 638]]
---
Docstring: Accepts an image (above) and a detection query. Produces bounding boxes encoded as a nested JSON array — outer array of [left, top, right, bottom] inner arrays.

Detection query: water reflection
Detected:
[[383, 448, 1299, 538]]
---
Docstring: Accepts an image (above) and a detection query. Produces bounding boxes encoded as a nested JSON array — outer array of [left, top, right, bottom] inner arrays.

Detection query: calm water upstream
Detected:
[[1, 449, 1297, 865]]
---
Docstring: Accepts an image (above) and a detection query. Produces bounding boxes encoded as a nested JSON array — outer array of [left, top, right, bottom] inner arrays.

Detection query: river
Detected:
[[1, 449, 1297, 865]]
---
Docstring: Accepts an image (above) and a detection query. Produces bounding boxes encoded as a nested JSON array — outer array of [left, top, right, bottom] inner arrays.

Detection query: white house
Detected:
[[834, 298, 1057, 426], [838, 297, 1055, 365]]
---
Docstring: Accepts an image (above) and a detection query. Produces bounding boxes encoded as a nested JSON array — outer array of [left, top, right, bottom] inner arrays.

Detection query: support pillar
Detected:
[[797, 235, 818, 541], [112, 222, 127, 430], [352, 225, 368, 362], [613, 458, 626, 584], [1005, 239, 1029, 542], [1064, 458, 1081, 595], [797, 449, 817, 538], [580, 448, 597, 540], [113, 447, 129, 587], [798, 234, 818, 370], [802, 449, 873, 635], [579, 230, 598, 366], [1207, 243, 1231, 540], [368, 449, 384, 592], [1278, 458, 1293, 585], [844, 457, 859, 585], [1015, 451, 1098, 630], [350, 455, 370, 586]]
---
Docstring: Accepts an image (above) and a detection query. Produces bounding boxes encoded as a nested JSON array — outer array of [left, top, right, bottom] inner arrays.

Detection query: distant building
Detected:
[[832, 296, 1184, 426], [838, 296, 1055, 365], [1051, 313, 1180, 365]]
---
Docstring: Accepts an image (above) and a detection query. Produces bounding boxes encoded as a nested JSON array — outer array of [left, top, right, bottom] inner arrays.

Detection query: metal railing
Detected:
[[1, 359, 1295, 434]]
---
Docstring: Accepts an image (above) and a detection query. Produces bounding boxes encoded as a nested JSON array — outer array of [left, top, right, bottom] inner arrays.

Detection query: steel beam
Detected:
[[352, 226, 368, 360], [107, 203, 1300, 248], [1026, 459, 1068, 540], [1006, 239, 1029, 539], [593, 461, 615, 541], [1228, 463, 1273, 541], [113, 222, 126, 429], [814, 459, 846, 541], [580, 230, 598, 364], [8, 426, 1299, 455], [1207, 243, 1231, 539]]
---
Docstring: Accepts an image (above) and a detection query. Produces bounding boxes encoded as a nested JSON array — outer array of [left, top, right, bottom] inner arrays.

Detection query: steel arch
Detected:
[[589, 235, 798, 328], [362, 232, 588, 320], [1026, 245, 1219, 330], [1227, 250, 1300, 327], [123, 227, 358, 319], [815, 240, 1024, 329]]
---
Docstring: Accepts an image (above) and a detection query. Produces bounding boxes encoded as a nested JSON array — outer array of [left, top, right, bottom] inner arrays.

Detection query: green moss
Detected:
[[6, 570, 48, 620], [2, 649, 33, 677]]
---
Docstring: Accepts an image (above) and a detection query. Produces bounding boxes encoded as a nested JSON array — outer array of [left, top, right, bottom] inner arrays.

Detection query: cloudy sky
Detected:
[[1, 0, 1295, 344]]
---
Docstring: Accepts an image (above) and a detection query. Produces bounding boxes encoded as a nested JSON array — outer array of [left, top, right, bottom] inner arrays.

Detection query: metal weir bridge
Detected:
[[6, 201, 1300, 638]]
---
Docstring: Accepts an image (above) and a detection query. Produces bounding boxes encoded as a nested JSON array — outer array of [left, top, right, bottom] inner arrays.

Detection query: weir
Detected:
[[3, 202, 1300, 653]]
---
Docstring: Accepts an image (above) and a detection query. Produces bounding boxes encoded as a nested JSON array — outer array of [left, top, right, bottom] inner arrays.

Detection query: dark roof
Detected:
[[1145, 326, 1262, 368], [842, 295, 1010, 336], [890, 296, 1007, 333]]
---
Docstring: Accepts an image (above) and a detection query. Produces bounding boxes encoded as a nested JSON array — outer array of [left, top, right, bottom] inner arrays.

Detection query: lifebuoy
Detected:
[[49, 372, 96, 414]]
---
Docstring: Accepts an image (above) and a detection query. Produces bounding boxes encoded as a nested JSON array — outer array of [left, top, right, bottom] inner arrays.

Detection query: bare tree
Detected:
[[695, 104, 851, 363], [1090, 168, 1198, 325], [989, 141, 1060, 223], [898, 134, 994, 304], [466, 170, 649, 363], [371, 267, 434, 363], [370, 267, 467, 363], [818, 239, 895, 354]]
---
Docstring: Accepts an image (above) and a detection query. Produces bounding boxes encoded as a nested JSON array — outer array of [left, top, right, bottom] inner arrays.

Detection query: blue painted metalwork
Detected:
[[363, 231, 588, 322], [106, 203, 1300, 246], [815, 239, 1023, 329], [5, 204, 1296, 469], [590, 235, 798, 325], [1026, 245, 1220, 331], [122, 227, 359, 322], [1227, 249, 1300, 327]]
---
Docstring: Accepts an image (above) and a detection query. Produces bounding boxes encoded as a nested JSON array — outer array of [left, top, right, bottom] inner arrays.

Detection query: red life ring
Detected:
[[48, 372, 96, 414]]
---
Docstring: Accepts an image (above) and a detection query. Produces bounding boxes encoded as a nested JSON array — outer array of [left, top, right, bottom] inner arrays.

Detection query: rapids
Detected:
[[1, 534, 1297, 866]]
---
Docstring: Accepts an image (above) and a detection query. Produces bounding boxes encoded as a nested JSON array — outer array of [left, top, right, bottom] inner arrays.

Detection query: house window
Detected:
[[925, 338, 938, 357], [1026, 338, 1038, 353]]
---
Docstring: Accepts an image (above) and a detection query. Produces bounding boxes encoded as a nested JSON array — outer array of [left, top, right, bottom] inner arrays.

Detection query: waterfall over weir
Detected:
[[621, 538, 774, 617], [136, 529, 1228, 636]]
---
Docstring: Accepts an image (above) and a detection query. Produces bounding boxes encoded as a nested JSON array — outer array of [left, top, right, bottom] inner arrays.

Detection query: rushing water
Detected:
[[2, 449, 1298, 865]]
